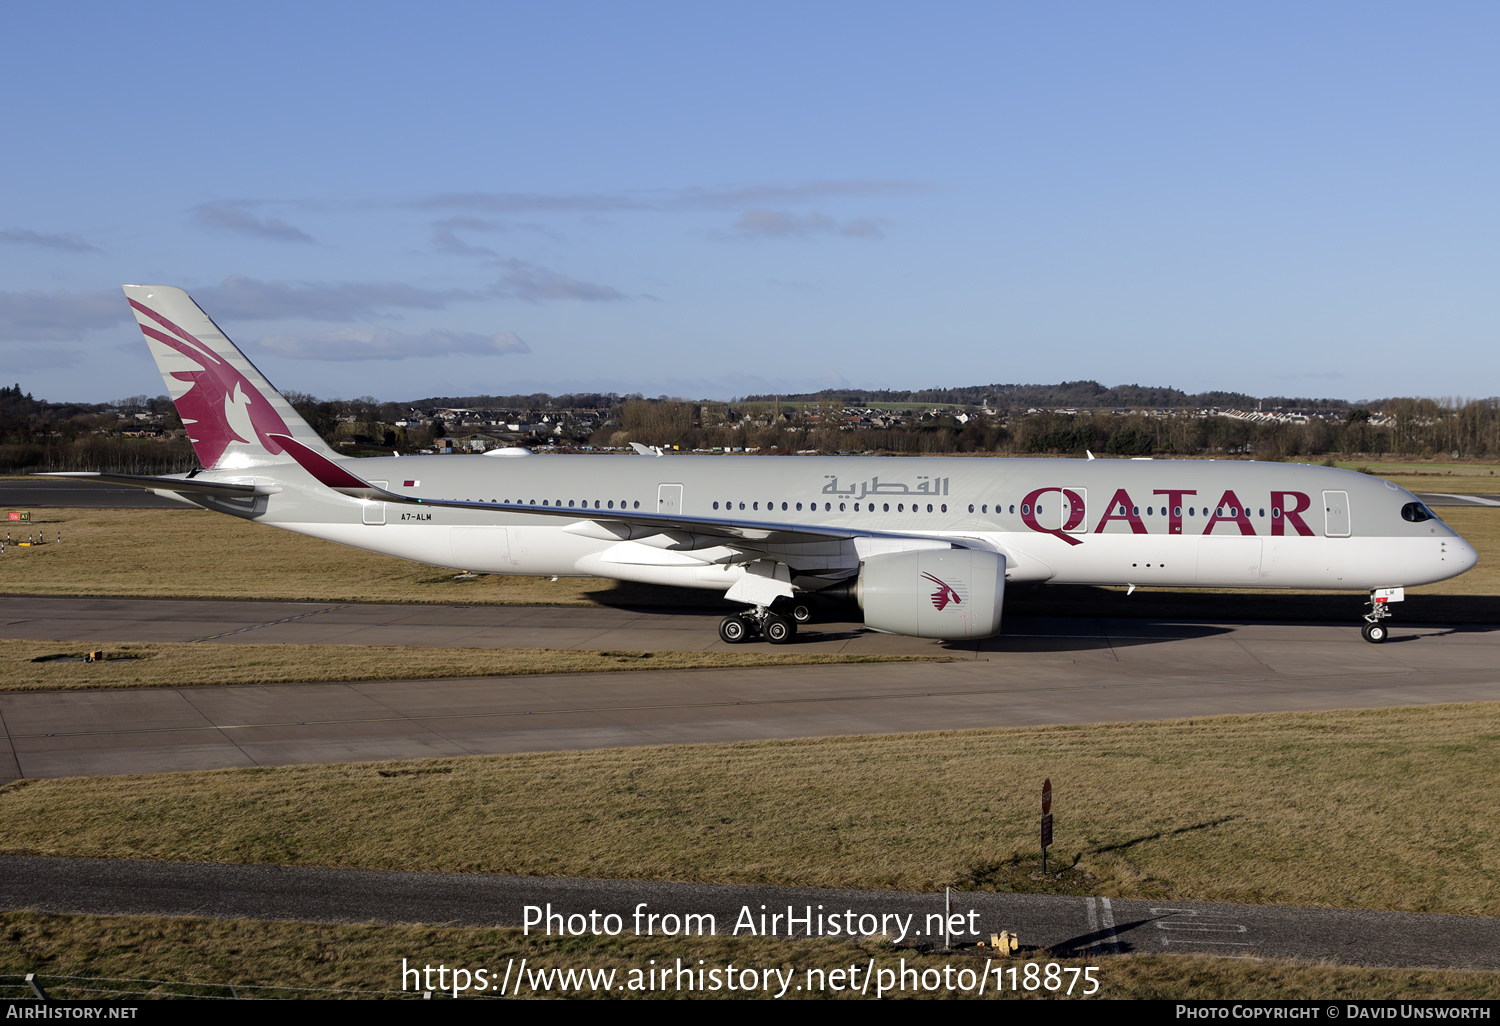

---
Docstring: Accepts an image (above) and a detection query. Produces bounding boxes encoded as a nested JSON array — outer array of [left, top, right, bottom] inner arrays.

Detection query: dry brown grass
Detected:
[[0, 639, 941, 692], [1325, 458, 1500, 495], [1, 912, 1496, 999], [1408, 507, 1500, 597], [0, 507, 681, 605], [5, 505, 1496, 605], [4, 703, 1499, 916]]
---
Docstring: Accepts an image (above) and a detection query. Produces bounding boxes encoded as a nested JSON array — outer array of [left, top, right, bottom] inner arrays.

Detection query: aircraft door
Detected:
[[658, 483, 683, 516], [363, 481, 388, 525], [1323, 490, 1350, 537], [1030, 487, 1086, 533], [450, 526, 512, 572], [1063, 487, 1087, 534]]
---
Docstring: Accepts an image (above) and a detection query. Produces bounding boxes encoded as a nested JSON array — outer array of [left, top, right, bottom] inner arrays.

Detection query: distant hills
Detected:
[[403, 380, 1357, 411]]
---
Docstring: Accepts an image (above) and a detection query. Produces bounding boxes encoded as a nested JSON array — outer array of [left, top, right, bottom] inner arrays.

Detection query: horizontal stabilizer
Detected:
[[37, 472, 278, 498]]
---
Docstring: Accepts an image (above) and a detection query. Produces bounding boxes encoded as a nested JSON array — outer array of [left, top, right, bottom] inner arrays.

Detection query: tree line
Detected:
[[3, 385, 1499, 476]]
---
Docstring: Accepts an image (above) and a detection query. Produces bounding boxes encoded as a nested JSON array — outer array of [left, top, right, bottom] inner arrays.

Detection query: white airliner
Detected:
[[49, 285, 1478, 645]]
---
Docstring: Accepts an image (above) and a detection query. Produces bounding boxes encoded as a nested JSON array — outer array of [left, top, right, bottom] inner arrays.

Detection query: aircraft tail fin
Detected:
[[122, 284, 341, 470]]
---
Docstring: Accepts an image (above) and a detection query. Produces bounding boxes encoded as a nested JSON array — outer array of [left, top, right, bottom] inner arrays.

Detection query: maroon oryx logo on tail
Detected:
[[922, 572, 962, 611], [128, 299, 291, 469]]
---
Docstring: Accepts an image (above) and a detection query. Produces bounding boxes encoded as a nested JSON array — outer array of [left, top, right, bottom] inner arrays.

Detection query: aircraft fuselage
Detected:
[[176, 452, 1475, 595]]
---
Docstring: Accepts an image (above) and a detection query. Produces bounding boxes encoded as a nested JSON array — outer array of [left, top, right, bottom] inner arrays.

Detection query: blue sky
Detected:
[[2, 2, 1497, 404]]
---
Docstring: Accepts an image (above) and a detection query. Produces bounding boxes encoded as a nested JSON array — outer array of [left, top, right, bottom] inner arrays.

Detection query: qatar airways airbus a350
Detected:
[[48, 285, 1478, 645]]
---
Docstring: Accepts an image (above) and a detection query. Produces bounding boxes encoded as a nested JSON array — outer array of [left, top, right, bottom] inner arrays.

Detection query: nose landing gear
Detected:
[[1361, 588, 1401, 644]]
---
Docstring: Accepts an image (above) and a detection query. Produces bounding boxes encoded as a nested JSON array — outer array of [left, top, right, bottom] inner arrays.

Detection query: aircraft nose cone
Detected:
[[1457, 537, 1479, 569]]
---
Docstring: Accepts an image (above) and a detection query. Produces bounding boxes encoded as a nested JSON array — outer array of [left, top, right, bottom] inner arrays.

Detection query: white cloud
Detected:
[[0, 289, 127, 341], [195, 275, 488, 321], [491, 260, 626, 302], [0, 229, 100, 254], [730, 210, 890, 239], [0, 265, 625, 346], [431, 226, 499, 258], [412, 180, 931, 214], [190, 203, 314, 242], [257, 327, 531, 362], [0, 345, 84, 370]]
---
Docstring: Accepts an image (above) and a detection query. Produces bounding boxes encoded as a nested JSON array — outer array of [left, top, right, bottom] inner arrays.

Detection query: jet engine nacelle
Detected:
[[858, 547, 1005, 640]]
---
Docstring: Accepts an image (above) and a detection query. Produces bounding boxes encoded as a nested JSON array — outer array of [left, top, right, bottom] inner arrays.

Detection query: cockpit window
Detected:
[[1401, 502, 1435, 523]]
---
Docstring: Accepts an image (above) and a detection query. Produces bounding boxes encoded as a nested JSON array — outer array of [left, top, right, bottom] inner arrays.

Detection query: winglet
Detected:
[[268, 433, 401, 500]]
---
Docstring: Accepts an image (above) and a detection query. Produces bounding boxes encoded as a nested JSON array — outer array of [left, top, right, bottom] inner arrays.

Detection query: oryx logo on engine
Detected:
[[922, 572, 962, 611]]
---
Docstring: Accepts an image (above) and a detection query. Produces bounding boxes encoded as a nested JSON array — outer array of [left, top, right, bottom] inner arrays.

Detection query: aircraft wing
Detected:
[[36, 471, 279, 499], [267, 433, 967, 549]]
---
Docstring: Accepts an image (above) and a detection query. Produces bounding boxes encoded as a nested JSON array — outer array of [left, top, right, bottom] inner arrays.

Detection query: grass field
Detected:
[[5, 703, 1498, 917], [1321, 458, 1500, 496], [3, 504, 1496, 607], [2, 912, 1496, 1000], [0, 507, 651, 605], [0, 639, 942, 692]]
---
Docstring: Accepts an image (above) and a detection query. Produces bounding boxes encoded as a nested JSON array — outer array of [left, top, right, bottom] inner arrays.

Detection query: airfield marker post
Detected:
[[1041, 778, 1054, 876]]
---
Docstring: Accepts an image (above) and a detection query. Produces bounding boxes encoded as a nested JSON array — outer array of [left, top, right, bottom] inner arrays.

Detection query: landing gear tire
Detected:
[[789, 603, 814, 625], [764, 614, 796, 645], [1361, 622, 1388, 644], [719, 615, 752, 644]]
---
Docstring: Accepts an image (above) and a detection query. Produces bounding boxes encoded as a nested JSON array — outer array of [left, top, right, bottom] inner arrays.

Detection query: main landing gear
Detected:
[[718, 605, 799, 645], [1361, 590, 1394, 644]]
